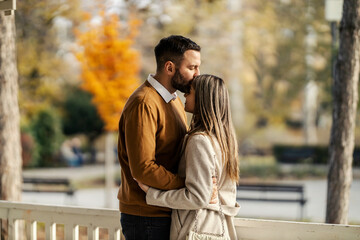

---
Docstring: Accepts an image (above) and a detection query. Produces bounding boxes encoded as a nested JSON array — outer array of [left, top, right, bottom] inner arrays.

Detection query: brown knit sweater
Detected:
[[117, 81, 187, 217]]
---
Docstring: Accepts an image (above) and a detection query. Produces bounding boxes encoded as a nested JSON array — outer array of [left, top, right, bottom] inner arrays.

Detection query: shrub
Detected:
[[30, 108, 63, 167]]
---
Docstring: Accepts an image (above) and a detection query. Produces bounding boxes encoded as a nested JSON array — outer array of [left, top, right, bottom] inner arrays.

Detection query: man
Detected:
[[117, 35, 201, 239]]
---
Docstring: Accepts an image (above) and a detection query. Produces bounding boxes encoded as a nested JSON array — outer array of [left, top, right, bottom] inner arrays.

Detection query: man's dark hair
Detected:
[[154, 35, 201, 72]]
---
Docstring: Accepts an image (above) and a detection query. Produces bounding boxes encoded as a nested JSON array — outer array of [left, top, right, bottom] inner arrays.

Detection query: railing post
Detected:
[[65, 224, 72, 240], [31, 221, 37, 240], [115, 228, 121, 240], [8, 217, 14, 240], [73, 225, 79, 240], [50, 223, 56, 240], [14, 219, 19, 240], [26, 220, 37, 240], [91, 226, 99, 240]]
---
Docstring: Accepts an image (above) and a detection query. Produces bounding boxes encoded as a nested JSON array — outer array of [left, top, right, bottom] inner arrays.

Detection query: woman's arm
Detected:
[[145, 134, 217, 210]]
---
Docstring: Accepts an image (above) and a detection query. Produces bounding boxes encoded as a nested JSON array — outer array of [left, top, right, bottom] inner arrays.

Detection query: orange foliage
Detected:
[[75, 12, 141, 131]]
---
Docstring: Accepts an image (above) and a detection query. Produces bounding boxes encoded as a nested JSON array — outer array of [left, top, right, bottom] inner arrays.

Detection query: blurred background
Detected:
[[13, 0, 360, 223]]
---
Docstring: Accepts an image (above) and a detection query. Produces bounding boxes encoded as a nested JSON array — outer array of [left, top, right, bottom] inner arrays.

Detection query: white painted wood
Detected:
[[64, 224, 73, 240], [73, 224, 79, 240], [91, 226, 99, 240], [115, 228, 121, 240], [0, 201, 359, 240], [45, 222, 50, 240], [13, 219, 19, 240], [234, 218, 360, 240], [8, 217, 14, 240], [108, 228, 114, 240], [31, 221, 37, 240], [50, 223, 56, 240], [109, 227, 120, 240]]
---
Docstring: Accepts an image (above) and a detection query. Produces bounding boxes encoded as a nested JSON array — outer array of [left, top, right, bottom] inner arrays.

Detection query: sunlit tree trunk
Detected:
[[0, 11, 22, 238], [326, 0, 360, 224], [0, 11, 22, 202]]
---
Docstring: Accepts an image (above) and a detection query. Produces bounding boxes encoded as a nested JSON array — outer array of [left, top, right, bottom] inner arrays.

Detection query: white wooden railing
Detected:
[[1, 200, 360, 240], [0, 201, 121, 240]]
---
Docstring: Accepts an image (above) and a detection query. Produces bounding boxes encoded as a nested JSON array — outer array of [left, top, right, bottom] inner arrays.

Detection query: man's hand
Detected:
[[134, 178, 150, 193]]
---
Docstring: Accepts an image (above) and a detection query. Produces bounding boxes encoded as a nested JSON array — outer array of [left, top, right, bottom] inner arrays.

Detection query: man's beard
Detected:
[[171, 69, 191, 93]]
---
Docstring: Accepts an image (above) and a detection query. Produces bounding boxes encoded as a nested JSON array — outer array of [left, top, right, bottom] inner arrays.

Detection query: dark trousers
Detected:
[[120, 213, 171, 240]]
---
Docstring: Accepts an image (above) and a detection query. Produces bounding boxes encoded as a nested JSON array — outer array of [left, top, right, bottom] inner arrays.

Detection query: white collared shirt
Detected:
[[147, 74, 177, 103]]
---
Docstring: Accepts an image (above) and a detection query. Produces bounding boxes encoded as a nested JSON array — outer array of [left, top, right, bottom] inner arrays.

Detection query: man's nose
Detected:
[[194, 68, 200, 77]]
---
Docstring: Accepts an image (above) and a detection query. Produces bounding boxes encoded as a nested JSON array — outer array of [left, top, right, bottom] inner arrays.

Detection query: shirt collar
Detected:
[[147, 74, 177, 103]]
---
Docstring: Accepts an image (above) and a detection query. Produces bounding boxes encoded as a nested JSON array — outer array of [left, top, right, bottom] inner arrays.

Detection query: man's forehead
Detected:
[[183, 50, 201, 64]]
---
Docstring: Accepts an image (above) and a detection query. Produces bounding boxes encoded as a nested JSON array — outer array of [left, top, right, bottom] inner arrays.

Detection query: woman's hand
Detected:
[[134, 178, 150, 193]]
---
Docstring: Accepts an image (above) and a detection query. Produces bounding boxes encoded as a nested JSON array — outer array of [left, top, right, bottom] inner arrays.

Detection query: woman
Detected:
[[136, 74, 240, 240]]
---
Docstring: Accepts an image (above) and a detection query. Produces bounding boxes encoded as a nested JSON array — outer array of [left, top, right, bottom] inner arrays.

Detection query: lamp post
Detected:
[[303, 0, 318, 145], [325, 0, 343, 78], [0, 0, 16, 16]]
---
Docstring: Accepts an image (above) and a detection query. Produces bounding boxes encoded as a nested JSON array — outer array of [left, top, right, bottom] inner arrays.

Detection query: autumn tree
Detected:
[[75, 12, 140, 131], [75, 10, 140, 207], [326, 0, 360, 224]]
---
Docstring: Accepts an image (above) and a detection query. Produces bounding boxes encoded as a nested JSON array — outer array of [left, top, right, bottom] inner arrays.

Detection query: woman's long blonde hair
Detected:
[[188, 74, 239, 183]]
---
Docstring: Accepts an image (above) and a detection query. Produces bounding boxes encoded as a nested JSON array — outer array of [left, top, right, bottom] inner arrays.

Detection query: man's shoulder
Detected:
[[124, 82, 162, 111]]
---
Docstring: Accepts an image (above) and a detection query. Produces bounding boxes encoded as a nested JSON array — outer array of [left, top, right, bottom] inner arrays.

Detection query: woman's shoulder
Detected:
[[185, 133, 219, 151], [186, 132, 210, 143]]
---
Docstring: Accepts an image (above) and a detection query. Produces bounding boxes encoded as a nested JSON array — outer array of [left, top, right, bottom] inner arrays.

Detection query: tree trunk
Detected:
[[0, 11, 22, 200], [0, 11, 22, 239], [326, 0, 360, 224]]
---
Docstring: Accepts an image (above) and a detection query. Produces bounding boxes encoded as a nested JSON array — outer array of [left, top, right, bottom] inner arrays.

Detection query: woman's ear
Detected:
[[164, 61, 175, 75]]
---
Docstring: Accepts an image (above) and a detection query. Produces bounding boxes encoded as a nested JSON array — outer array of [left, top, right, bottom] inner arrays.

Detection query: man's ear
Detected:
[[164, 61, 175, 75]]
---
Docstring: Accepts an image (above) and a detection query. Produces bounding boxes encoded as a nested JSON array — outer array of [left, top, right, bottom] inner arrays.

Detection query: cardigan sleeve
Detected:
[[125, 102, 185, 190], [146, 134, 216, 210]]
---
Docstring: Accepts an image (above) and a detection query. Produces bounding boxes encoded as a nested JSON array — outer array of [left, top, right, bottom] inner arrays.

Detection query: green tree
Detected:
[[31, 108, 63, 167], [62, 86, 104, 140]]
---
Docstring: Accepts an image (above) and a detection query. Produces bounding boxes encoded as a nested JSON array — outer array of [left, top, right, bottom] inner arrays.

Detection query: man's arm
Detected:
[[125, 102, 185, 190]]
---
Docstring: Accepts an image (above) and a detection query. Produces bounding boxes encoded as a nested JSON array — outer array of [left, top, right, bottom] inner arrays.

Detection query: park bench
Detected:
[[22, 177, 75, 196], [236, 183, 307, 220]]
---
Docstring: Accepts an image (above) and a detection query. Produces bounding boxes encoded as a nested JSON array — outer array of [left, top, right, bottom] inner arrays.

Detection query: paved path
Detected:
[[23, 163, 121, 181]]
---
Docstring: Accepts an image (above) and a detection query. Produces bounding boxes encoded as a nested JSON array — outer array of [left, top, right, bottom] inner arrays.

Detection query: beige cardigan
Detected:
[[146, 134, 240, 240]]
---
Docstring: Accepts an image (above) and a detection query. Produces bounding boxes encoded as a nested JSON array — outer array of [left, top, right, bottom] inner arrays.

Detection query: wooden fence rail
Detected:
[[1, 201, 359, 240]]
